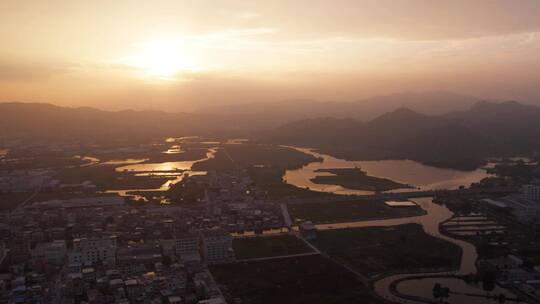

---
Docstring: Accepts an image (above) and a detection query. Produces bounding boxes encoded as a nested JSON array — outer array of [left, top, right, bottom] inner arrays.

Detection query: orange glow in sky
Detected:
[[1, 0, 540, 111]]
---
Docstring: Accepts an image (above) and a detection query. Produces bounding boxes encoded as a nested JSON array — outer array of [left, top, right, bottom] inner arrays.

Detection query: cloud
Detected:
[[238, 0, 540, 40]]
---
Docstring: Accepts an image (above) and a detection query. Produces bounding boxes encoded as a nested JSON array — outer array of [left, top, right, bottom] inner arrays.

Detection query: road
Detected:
[[280, 203, 292, 228], [14, 182, 43, 211], [283, 187, 517, 205], [234, 251, 319, 263]]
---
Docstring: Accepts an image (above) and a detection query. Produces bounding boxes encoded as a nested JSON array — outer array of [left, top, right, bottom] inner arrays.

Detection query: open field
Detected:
[[311, 224, 462, 275], [248, 166, 335, 199], [89, 146, 209, 163], [55, 165, 176, 190], [0, 191, 120, 211], [211, 255, 382, 304], [233, 235, 312, 259], [288, 200, 423, 223], [193, 143, 333, 199], [192, 143, 319, 171], [0, 155, 88, 171]]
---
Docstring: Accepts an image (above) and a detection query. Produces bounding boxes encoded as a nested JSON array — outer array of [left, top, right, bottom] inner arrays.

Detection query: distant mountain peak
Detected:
[[370, 107, 427, 123], [501, 100, 522, 107], [389, 107, 420, 115]]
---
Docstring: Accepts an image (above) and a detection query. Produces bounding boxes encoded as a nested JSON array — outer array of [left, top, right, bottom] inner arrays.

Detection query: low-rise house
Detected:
[[299, 221, 317, 240]]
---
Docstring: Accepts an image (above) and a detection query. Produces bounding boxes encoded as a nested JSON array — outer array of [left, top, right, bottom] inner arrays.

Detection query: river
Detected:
[[106, 147, 217, 203], [284, 147, 493, 195], [283, 147, 518, 304], [115, 147, 216, 172]]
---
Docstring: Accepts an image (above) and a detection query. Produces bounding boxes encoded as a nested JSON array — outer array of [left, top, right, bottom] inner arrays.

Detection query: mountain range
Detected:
[[0, 102, 216, 143], [198, 91, 487, 129], [2, 97, 540, 171], [258, 101, 540, 170]]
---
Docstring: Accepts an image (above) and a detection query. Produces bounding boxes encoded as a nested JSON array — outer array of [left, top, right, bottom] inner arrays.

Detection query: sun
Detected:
[[127, 38, 200, 79]]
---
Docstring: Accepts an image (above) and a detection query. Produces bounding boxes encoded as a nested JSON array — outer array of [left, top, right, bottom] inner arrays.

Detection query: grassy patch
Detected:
[[211, 255, 382, 304], [311, 224, 462, 275], [192, 143, 319, 172], [233, 235, 312, 259], [55, 165, 176, 190], [288, 200, 423, 224], [193, 143, 332, 199], [248, 166, 332, 199], [312, 168, 411, 191]]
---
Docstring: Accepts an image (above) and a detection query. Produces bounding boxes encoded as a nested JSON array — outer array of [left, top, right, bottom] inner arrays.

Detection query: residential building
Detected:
[[523, 184, 540, 202], [69, 236, 117, 266], [200, 229, 234, 264], [174, 232, 200, 261]]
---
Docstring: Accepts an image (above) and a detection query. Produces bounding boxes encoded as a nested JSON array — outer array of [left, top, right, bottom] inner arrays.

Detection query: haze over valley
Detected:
[[3, 96, 540, 171]]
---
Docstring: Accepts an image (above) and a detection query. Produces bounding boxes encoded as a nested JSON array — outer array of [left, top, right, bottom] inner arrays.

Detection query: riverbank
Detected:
[[288, 200, 425, 224], [284, 146, 493, 195]]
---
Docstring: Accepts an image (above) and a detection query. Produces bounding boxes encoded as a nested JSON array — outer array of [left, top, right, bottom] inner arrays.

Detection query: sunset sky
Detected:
[[1, 0, 540, 111]]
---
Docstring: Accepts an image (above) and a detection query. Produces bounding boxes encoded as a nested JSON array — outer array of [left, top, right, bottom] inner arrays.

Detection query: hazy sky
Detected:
[[1, 0, 540, 111]]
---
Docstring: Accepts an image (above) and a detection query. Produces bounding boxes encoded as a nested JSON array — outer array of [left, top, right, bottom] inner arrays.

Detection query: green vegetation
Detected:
[[248, 166, 332, 199], [310, 224, 462, 275], [211, 255, 382, 304], [311, 168, 410, 191], [55, 165, 176, 190], [233, 235, 312, 259], [0, 154, 88, 171], [193, 143, 319, 171], [191, 147, 237, 171], [0, 191, 119, 211], [130, 174, 207, 205], [288, 200, 423, 224], [91, 145, 210, 163], [484, 161, 540, 187], [194, 143, 332, 199]]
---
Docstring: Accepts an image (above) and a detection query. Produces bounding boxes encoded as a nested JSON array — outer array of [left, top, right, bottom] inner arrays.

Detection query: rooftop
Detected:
[[385, 201, 417, 207]]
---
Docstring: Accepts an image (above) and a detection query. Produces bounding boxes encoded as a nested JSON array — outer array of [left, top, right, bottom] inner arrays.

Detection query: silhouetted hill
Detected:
[[0, 102, 219, 143], [362, 108, 446, 149], [446, 100, 540, 153], [199, 91, 485, 129], [259, 101, 540, 170], [262, 117, 363, 147], [4, 100, 540, 170]]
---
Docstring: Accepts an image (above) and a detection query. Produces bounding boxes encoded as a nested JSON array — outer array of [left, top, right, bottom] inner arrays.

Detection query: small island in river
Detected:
[[311, 167, 412, 192]]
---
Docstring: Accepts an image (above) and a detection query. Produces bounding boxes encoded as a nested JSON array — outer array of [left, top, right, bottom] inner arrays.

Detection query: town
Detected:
[[0, 137, 539, 304]]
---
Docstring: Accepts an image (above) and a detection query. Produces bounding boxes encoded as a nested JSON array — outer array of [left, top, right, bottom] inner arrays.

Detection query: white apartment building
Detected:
[[175, 232, 201, 262], [200, 229, 234, 264], [69, 236, 117, 266]]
